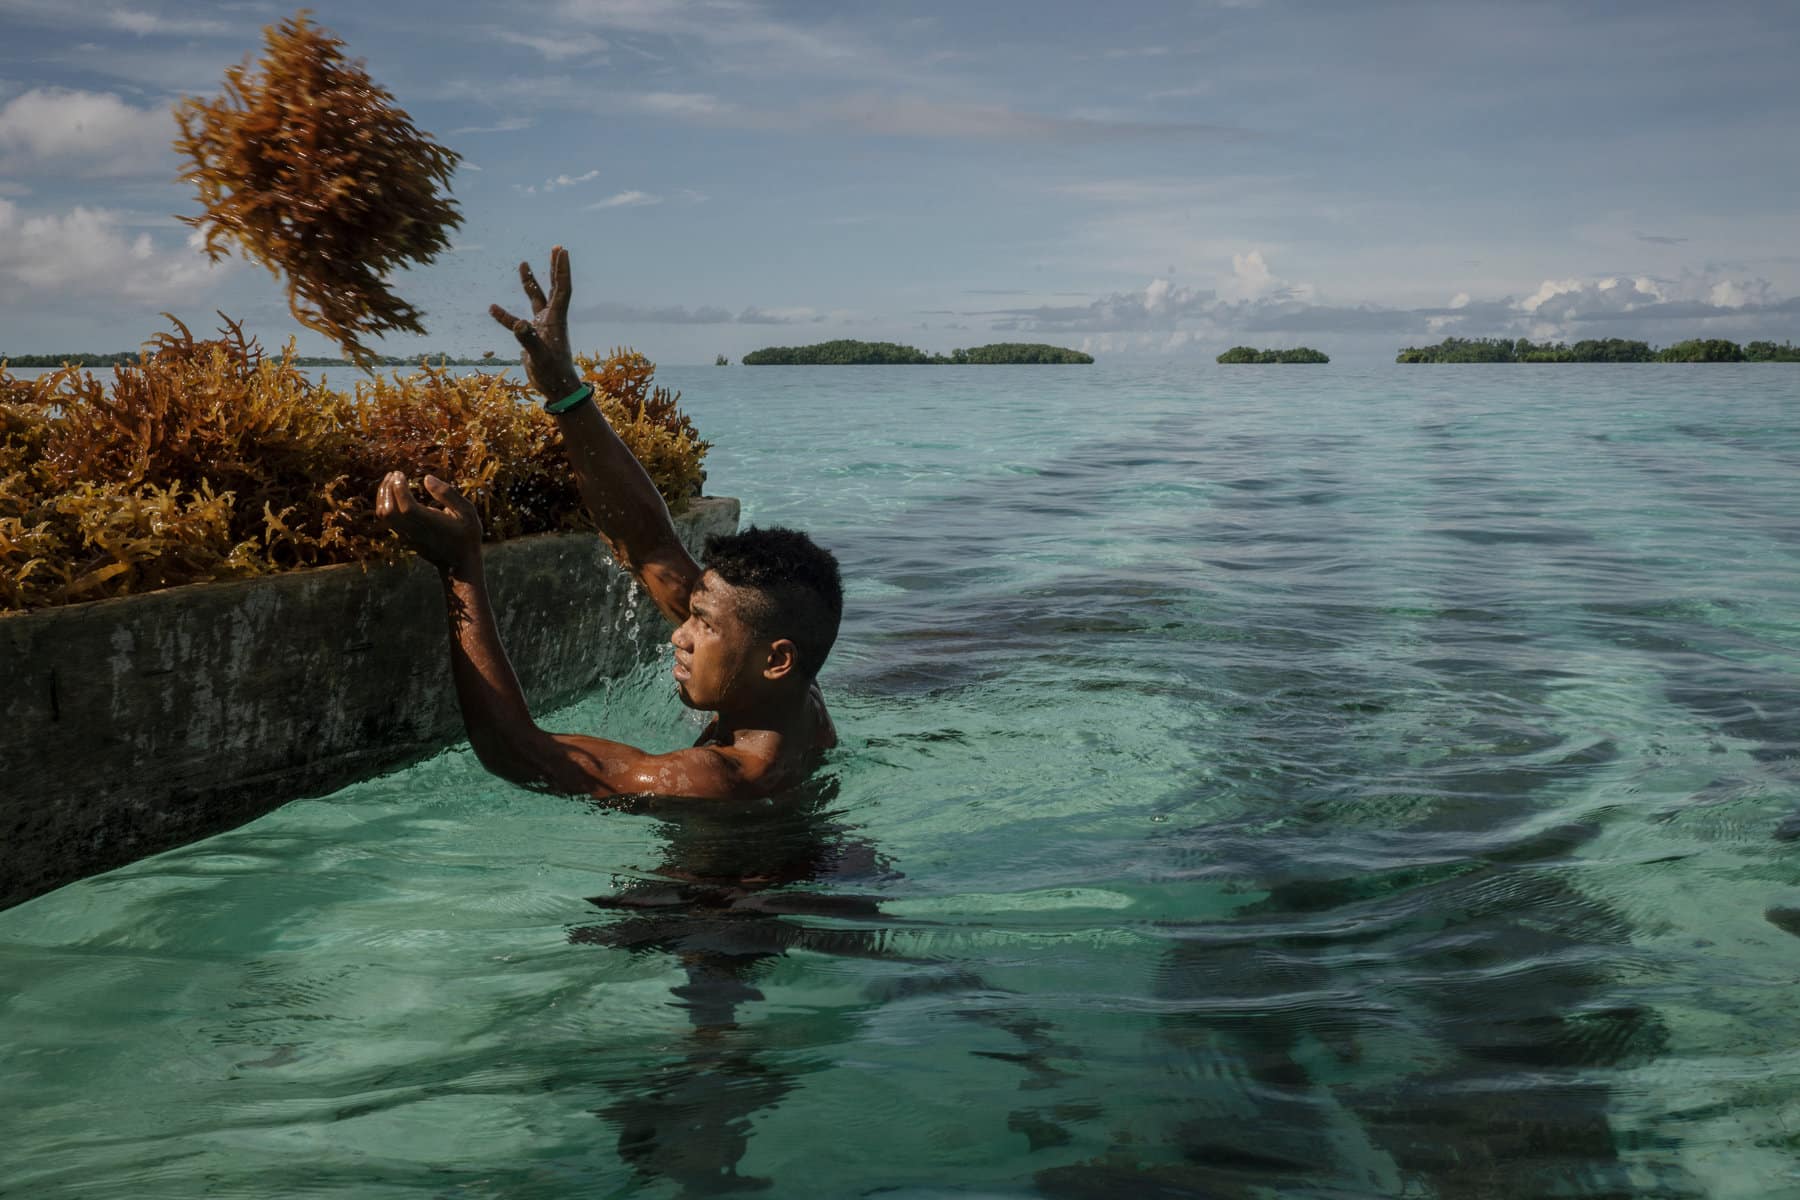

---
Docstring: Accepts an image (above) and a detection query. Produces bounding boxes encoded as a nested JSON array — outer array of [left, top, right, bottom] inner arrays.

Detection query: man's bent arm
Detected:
[[437, 553, 735, 798], [377, 471, 738, 799]]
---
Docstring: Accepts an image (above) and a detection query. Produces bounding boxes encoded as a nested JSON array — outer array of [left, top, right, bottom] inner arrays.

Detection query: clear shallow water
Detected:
[[5, 363, 1800, 1198]]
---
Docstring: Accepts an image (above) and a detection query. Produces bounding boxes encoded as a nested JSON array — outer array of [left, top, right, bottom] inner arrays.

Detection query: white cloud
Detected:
[[588, 190, 661, 209], [108, 8, 230, 35], [1517, 275, 1666, 320], [0, 200, 228, 307], [1224, 250, 1274, 298], [633, 92, 736, 120], [1519, 276, 1601, 314], [0, 88, 173, 176], [1213, 250, 1314, 303], [738, 305, 821, 324], [834, 95, 1242, 142], [1053, 176, 1278, 205], [571, 298, 821, 324], [986, 276, 1218, 333], [1707, 278, 1773, 309], [556, 0, 863, 69], [495, 30, 609, 60], [543, 168, 601, 191], [451, 116, 535, 135], [1502, 269, 1795, 333], [39, 42, 236, 91]]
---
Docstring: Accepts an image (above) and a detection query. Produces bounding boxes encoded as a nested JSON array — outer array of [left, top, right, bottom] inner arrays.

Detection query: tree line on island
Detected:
[[1396, 337, 1800, 363], [1217, 346, 1329, 363], [740, 340, 1093, 365]]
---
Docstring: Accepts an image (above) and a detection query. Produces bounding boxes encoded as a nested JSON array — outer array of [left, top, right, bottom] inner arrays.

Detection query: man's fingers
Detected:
[[376, 471, 416, 523], [490, 302, 530, 335], [551, 245, 572, 319], [489, 302, 549, 351], [422, 474, 476, 516], [520, 262, 548, 316]]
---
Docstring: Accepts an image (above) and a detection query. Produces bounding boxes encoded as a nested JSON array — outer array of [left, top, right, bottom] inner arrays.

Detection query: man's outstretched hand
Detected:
[[376, 471, 483, 571], [490, 246, 584, 403]]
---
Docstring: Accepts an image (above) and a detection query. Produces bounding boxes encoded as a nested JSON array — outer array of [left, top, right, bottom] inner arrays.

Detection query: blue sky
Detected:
[[1, 0, 1797, 363]]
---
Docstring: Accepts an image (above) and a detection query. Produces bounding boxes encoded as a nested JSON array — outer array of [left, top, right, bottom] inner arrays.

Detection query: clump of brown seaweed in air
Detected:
[[173, 10, 462, 368], [0, 320, 709, 613]]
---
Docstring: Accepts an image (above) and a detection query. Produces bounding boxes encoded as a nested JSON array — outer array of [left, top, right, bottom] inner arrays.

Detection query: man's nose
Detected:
[[670, 623, 690, 650]]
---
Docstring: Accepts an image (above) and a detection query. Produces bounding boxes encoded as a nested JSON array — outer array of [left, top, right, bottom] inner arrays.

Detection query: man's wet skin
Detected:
[[376, 245, 841, 805], [675, 571, 837, 793]]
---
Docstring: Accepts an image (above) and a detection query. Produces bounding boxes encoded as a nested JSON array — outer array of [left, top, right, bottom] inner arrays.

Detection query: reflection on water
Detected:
[[568, 780, 889, 1193], [567, 782, 1096, 1196]]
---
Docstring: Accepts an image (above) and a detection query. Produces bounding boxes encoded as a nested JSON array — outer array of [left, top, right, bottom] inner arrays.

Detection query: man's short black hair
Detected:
[[702, 525, 844, 681]]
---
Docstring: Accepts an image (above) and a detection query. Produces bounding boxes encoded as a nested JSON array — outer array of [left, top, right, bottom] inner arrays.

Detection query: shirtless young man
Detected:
[[375, 247, 840, 802]]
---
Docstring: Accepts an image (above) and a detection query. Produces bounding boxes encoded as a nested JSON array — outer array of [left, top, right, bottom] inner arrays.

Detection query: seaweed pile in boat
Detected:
[[0, 319, 709, 612]]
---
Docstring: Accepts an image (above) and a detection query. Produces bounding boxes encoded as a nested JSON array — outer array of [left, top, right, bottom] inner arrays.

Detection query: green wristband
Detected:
[[546, 382, 594, 415]]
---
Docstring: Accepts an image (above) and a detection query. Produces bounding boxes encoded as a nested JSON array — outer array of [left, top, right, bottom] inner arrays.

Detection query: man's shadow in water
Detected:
[[564, 776, 940, 1195]]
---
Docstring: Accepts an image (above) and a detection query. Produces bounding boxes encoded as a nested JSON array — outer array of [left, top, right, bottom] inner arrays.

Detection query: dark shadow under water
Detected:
[[566, 778, 884, 1194], [564, 779, 1066, 1196], [1005, 418, 1698, 1198]]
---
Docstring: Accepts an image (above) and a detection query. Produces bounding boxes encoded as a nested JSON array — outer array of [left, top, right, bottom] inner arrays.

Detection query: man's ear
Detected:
[[763, 638, 800, 682]]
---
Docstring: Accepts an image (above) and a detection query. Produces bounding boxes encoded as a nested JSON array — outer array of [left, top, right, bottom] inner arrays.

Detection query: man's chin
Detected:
[[673, 680, 704, 709]]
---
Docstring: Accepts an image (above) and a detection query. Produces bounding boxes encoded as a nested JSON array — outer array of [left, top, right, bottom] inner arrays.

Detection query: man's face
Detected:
[[669, 572, 764, 710]]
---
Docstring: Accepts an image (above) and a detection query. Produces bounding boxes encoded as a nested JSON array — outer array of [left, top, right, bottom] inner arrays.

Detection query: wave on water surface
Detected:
[[4, 364, 1800, 1198]]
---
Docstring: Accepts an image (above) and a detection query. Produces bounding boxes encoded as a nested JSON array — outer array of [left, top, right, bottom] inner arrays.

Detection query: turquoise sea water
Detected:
[[4, 363, 1800, 1198]]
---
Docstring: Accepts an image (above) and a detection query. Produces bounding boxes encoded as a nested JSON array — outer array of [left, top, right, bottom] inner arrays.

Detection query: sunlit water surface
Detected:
[[5, 363, 1800, 1198]]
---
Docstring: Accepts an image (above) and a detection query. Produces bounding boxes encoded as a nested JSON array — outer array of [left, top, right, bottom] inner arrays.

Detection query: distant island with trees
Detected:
[[1217, 346, 1329, 364], [2, 351, 519, 368], [1396, 337, 1800, 363], [742, 339, 1093, 365]]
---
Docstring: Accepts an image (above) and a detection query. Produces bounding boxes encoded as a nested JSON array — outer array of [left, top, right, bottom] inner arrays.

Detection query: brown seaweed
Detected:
[[173, 11, 462, 368], [0, 320, 708, 612]]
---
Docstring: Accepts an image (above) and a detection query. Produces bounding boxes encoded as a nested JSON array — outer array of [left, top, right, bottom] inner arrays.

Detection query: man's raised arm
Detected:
[[373, 471, 743, 801], [490, 246, 700, 626]]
